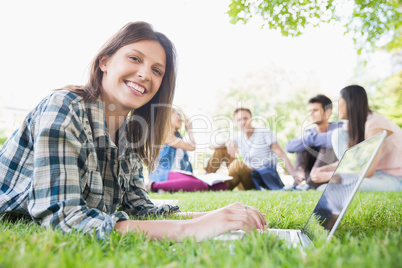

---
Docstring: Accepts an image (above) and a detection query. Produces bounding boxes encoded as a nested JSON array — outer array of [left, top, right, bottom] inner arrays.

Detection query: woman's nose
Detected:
[[137, 66, 151, 81]]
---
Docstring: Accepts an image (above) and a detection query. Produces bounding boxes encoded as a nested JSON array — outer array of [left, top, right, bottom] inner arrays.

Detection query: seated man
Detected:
[[286, 94, 342, 189], [205, 108, 294, 190]]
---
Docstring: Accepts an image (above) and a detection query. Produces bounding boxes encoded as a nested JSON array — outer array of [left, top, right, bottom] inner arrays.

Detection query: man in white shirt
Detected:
[[205, 108, 293, 190]]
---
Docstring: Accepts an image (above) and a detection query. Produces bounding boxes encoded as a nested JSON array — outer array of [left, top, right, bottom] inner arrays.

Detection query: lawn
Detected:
[[0, 190, 401, 268]]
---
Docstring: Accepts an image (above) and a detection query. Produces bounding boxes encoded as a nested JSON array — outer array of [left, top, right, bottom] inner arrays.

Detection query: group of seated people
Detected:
[[147, 85, 402, 193]]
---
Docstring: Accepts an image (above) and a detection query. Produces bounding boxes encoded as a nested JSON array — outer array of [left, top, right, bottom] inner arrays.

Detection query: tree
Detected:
[[227, 0, 402, 55]]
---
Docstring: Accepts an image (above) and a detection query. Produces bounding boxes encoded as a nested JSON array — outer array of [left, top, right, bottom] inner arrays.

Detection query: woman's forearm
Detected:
[[176, 211, 208, 219], [114, 203, 268, 242], [114, 212, 209, 240], [115, 220, 189, 241], [187, 130, 196, 146]]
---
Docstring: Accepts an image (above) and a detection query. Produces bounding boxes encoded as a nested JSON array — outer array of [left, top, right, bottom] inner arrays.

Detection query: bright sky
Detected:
[[0, 0, 361, 117]]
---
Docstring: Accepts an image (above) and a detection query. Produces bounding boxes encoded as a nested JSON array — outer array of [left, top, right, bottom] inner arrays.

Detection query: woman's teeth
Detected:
[[126, 81, 145, 94]]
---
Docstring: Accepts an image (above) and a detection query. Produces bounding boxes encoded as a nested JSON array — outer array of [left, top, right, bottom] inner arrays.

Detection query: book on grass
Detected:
[[150, 199, 179, 206], [174, 170, 233, 186]]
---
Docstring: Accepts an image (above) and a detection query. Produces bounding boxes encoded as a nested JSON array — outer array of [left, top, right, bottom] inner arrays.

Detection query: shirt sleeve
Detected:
[[264, 128, 277, 146], [286, 128, 334, 152], [28, 93, 128, 240], [365, 113, 395, 137], [286, 128, 312, 152], [285, 136, 305, 153], [120, 162, 180, 218]]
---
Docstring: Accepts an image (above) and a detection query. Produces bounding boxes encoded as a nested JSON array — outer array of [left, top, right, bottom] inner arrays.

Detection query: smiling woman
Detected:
[[0, 21, 267, 242]]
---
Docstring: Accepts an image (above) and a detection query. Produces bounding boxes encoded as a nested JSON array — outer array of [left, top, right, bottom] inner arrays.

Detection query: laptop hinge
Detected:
[[298, 232, 315, 248]]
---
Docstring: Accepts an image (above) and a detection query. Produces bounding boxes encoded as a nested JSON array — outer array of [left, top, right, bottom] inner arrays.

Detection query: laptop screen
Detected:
[[301, 131, 386, 242]]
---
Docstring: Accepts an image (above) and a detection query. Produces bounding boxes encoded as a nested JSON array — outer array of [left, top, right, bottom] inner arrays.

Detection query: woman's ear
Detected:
[[99, 56, 110, 72]]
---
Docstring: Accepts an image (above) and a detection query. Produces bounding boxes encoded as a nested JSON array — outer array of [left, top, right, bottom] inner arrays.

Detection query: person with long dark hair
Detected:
[[0, 22, 267, 241], [310, 85, 402, 191], [147, 108, 228, 192]]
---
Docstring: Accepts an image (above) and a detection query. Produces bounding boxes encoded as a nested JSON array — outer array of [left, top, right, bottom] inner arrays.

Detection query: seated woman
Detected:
[[148, 108, 228, 192], [310, 85, 402, 191]]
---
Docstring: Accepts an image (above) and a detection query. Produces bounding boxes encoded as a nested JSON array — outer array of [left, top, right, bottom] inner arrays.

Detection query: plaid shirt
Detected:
[[0, 90, 179, 239]]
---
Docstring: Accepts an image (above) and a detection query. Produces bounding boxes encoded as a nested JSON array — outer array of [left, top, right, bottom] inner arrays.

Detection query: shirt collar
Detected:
[[85, 96, 129, 156]]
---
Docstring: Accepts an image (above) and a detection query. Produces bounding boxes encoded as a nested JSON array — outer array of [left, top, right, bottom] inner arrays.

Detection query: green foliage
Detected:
[[227, 0, 402, 54], [0, 137, 7, 146], [228, 0, 336, 36], [370, 70, 402, 127], [345, 0, 402, 54], [387, 27, 402, 51], [0, 191, 401, 267], [0, 130, 8, 147]]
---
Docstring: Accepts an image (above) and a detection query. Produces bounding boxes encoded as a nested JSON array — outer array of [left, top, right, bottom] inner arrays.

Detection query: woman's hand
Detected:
[[184, 118, 193, 131], [184, 202, 268, 241]]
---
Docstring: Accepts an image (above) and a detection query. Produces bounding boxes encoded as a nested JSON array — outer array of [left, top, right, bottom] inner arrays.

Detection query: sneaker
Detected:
[[282, 184, 296, 191], [294, 183, 311, 191]]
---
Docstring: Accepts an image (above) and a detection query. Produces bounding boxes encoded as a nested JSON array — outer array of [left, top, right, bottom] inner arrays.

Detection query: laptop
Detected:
[[215, 130, 388, 248]]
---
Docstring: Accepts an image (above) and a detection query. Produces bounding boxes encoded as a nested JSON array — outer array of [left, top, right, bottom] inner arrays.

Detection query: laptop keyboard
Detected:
[[268, 230, 300, 248], [274, 230, 291, 241]]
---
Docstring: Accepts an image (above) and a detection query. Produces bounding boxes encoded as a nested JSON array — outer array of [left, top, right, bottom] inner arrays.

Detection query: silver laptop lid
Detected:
[[301, 130, 387, 243]]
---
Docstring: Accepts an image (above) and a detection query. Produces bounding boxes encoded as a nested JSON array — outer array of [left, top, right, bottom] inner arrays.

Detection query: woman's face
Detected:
[[171, 111, 183, 131], [338, 95, 347, 120], [100, 40, 166, 115]]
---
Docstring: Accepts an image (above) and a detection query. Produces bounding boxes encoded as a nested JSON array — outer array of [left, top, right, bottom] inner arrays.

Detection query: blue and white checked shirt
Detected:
[[0, 90, 179, 239]]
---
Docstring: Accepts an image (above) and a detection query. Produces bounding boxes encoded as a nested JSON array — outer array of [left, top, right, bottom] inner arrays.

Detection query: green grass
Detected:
[[0, 191, 401, 267]]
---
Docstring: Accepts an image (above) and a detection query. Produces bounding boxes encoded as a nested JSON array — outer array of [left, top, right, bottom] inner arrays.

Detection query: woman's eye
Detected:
[[153, 69, 162, 76], [129, 56, 140, 62]]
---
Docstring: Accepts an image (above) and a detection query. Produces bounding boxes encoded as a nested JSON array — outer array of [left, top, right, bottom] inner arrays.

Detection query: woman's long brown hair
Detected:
[[59, 22, 176, 170], [340, 85, 372, 147]]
